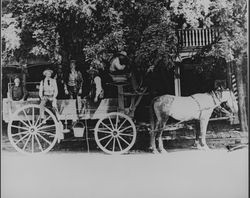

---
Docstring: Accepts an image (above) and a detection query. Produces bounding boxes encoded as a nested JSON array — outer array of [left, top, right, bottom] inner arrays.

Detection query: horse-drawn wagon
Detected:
[[2, 63, 239, 155]]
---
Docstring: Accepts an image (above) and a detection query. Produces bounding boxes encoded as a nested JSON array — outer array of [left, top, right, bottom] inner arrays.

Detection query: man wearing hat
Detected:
[[39, 68, 58, 122]]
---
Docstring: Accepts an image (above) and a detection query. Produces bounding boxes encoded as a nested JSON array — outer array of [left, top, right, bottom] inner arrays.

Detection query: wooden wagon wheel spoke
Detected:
[[117, 119, 128, 131], [119, 133, 134, 137], [112, 138, 116, 152], [11, 131, 29, 137], [117, 136, 130, 146], [31, 135, 34, 153], [10, 123, 29, 131], [32, 107, 35, 126], [15, 118, 30, 128], [104, 137, 114, 148], [115, 114, 119, 129], [116, 137, 122, 151], [119, 125, 133, 133], [37, 130, 56, 137], [36, 115, 52, 128], [100, 121, 113, 131], [14, 133, 30, 145], [38, 124, 56, 130], [34, 115, 41, 127], [99, 134, 112, 141], [22, 134, 31, 151], [34, 134, 43, 152], [22, 109, 32, 126], [37, 133, 52, 146], [97, 130, 112, 134], [108, 116, 115, 130]]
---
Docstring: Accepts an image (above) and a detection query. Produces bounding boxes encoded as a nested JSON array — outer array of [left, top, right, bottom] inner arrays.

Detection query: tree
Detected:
[[2, 0, 122, 69], [171, 0, 248, 131]]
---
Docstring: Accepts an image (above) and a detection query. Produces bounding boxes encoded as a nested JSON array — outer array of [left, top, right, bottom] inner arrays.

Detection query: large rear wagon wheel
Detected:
[[94, 112, 136, 154], [8, 104, 59, 155]]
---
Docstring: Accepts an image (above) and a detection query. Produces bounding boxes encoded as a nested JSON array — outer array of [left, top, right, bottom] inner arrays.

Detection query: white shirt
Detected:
[[110, 57, 126, 72], [39, 77, 58, 98]]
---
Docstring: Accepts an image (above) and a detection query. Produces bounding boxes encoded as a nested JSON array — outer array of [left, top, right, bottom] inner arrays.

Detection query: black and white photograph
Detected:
[[1, 0, 248, 198]]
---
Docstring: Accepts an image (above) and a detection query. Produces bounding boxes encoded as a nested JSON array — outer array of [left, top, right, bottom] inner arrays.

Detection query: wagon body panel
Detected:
[[2, 98, 119, 122]]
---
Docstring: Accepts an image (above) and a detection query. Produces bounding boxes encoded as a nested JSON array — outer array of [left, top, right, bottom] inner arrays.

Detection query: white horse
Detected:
[[150, 88, 238, 153]]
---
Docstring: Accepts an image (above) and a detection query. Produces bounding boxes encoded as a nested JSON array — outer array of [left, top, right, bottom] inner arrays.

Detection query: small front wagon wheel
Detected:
[[94, 112, 136, 154], [8, 104, 59, 155]]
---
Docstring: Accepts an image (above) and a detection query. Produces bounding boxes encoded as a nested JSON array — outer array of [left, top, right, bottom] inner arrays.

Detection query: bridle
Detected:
[[211, 90, 235, 116]]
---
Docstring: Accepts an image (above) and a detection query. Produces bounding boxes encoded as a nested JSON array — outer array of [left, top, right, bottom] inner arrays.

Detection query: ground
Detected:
[[1, 148, 248, 198]]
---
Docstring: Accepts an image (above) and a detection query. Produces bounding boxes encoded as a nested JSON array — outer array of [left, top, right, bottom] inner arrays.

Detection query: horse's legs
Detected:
[[193, 121, 202, 149], [200, 117, 210, 150], [150, 120, 163, 154], [158, 118, 168, 153], [149, 130, 158, 153]]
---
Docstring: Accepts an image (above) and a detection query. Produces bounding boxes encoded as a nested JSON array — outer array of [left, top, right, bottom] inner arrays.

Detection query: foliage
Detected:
[[171, 0, 247, 63], [1, 13, 21, 63], [2, 0, 247, 74]]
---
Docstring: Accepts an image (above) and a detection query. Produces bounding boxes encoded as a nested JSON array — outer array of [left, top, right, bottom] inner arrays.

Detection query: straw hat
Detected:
[[43, 69, 53, 76]]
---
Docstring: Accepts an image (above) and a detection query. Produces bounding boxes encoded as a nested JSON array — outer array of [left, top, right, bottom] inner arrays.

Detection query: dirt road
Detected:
[[1, 148, 248, 198]]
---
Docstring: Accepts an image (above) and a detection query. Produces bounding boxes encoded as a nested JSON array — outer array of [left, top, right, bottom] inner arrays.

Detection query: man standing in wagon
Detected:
[[39, 68, 58, 123]]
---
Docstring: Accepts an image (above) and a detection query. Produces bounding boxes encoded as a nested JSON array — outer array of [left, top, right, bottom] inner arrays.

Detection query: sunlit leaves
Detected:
[[1, 13, 21, 62]]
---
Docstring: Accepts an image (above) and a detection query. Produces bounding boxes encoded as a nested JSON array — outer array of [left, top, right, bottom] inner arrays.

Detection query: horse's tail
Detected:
[[149, 97, 157, 131]]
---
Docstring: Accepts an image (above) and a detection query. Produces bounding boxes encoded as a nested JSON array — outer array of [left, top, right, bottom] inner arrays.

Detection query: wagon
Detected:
[[3, 76, 147, 155], [2, 65, 237, 155]]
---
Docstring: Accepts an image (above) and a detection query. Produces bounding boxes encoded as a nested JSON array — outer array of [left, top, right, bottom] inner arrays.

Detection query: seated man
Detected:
[[8, 76, 28, 101], [39, 69, 58, 122], [109, 51, 143, 93], [109, 51, 129, 75]]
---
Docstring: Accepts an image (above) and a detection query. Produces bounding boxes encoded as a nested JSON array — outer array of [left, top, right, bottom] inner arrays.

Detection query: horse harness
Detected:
[[190, 92, 220, 119], [191, 91, 232, 119]]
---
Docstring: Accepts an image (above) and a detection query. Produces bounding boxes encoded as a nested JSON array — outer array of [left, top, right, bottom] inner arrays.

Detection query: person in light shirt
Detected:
[[39, 69, 58, 122]]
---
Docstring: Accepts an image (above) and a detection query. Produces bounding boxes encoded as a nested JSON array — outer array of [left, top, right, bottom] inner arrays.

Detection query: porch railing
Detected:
[[177, 28, 220, 48]]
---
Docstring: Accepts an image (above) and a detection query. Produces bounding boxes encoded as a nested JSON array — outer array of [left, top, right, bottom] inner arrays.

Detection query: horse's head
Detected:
[[216, 87, 238, 114]]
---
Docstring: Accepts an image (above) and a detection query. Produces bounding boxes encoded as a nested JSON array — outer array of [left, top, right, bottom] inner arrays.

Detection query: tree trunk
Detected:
[[235, 61, 248, 132]]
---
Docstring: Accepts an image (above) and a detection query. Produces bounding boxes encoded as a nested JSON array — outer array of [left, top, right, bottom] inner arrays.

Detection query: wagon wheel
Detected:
[[94, 112, 136, 154], [8, 104, 59, 155]]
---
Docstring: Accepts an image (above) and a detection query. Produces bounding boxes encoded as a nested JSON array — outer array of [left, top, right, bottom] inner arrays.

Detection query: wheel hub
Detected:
[[29, 127, 38, 134], [112, 130, 119, 137]]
